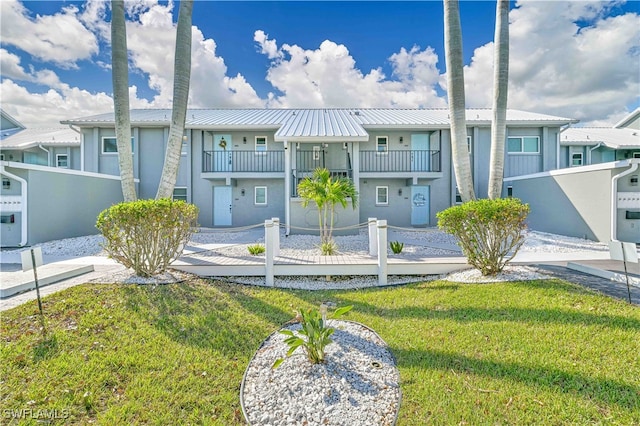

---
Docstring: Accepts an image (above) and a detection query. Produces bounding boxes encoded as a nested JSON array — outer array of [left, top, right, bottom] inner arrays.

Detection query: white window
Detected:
[[255, 136, 267, 154], [633, 152, 640, 159], [507, 136, 539, 154], [2, 178, 10, 189], [571, 153, 583, 167], [455, 187, 462, 204], [181, 140, 188, 156], [376, 136, 388, 153], [102, 137, 134, 154], [255, 186, 267, 205], [56, 154, 69, 168], [172, 187, 187, 202], [376, 186, 388, 205]]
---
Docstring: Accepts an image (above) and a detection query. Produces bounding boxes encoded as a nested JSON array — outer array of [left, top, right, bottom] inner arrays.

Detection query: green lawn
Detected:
[[2, 277, 639, 425]]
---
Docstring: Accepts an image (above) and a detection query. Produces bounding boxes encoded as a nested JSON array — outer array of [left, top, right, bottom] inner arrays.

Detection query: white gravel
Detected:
[[242, 320, 400, 426]]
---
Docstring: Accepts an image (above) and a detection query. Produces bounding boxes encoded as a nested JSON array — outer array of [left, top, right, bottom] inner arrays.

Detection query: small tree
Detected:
[[437, 198, 529, 276], [297, 168, 358, 254], [96, 199, 198, 277]]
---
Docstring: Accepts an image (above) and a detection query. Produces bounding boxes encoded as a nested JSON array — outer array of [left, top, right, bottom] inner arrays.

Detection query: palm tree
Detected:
[[156, 0, 194, 199], [488, 0, 510, 199], [111, 0, 136, 201], [443, 0, 475, 202], [297, 168, 358, 251]]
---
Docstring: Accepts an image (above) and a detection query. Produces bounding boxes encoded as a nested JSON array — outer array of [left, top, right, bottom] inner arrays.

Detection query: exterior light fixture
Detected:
[[320, 303, 328, 324], [241, 188, 246, 196], [399, 136, 403, 142], [398, 188, 403, 196], [243, 137, 247, 143]]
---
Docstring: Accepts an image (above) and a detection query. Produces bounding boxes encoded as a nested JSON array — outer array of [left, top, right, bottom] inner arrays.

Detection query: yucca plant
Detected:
[[272, 305, 353, 368], [320, 240, 338, 255], [390, 240, 404, 254], [247, 244, 265, 255]]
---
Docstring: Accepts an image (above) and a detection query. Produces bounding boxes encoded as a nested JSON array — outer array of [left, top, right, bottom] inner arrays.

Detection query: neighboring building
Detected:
[[559, 108, 640, 168], [0, 127, 82, 168], [0, 108, 25, 139], [508, 108, 640, 243], [58, 108, 575, 235]]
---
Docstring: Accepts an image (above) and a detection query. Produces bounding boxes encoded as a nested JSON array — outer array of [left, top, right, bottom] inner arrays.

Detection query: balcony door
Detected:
[[410, 185, 430, 226], [213, 185, 232, 226], [214, 134, 232, 172], [411, 134, 430, 171]]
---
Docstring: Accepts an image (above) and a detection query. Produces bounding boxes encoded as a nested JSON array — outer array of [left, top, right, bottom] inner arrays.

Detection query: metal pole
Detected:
[[30, 249, 46, 333], [622, 248, 632, 304]]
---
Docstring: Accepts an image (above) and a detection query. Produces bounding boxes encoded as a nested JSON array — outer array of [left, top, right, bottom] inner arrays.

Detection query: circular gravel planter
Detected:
[[241, 320, 401, 426]]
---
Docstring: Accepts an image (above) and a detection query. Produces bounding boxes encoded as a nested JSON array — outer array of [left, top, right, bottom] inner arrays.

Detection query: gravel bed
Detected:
[[443, 265, 552, 283], [220, 274, 439, 290], [242, 320, 400, 426]]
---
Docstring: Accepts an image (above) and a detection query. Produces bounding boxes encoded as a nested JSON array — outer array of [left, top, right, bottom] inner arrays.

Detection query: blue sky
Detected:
[[1, 1, 639, 127]]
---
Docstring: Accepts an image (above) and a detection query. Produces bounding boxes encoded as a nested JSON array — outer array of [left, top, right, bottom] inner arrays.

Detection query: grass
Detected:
[[2, 277, 639, 425]]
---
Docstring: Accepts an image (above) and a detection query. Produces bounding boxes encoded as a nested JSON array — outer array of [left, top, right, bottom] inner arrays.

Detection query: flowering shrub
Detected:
[[437, 198, 529, 276], [96, 199, 198, 277]]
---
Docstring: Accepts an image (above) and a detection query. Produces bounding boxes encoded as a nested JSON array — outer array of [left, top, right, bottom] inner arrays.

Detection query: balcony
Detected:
[[359, 150, 441, 173], [202, 150, 285, 173]]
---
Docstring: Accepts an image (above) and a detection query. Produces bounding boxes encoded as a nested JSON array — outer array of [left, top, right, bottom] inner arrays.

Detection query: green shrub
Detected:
[[247, 244, 265, 255], [437, 198, 529, 276], [320, 240, 338, 255], [273, 305, 353, 368], [96, 199, 199, 277], [390, 240, 404, 254]]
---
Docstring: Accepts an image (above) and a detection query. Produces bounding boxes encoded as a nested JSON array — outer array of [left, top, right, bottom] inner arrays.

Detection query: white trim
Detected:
[[375, 186, 388, 205], [172, 186, 188, 202], [507, 136, 540, 154], [570, 152, 583, 167], [611, 162, 639, 241], [0, 160, 138, 181], [101, 136, 118, 155], [504, 159, 639, 182], [255, 136, 267, 154], [56, 153, 69, 168], [255, 186, 267, 205], [376, 136, 388, 153], [0, 165, 27, 246]]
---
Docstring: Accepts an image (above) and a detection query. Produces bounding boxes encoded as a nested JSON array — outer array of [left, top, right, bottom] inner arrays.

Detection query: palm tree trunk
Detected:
[[156, 0, 194, 199], [111, 0, 136, 202], [444, 0, 475, 202], [488, 0, 510, 199]]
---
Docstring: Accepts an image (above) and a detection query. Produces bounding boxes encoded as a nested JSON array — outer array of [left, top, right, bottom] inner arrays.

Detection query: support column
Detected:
[[368, 217, 378, 255], [377, 219, 388, 286], [265, 219, 274, 286], [272, 217, 280, 257]]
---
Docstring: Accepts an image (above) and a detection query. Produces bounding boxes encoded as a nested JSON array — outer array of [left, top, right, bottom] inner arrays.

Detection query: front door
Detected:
[[213, 186, 232, 226], [411, 134, 430, 171], [410, 185, 430, 226]]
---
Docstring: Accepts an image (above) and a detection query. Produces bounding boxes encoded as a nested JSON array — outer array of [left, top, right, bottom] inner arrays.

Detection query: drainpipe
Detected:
[[284, 139, 291, 235], [38, 144, 51, 166], [0, 165, 28, 246], [588, 142, 603, 165], [558, 123, 572, 169], [611, 161, 639, 241]]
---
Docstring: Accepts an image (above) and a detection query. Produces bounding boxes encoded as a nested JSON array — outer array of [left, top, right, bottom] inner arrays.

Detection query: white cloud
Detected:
[[462, 0, 640, 124], [0, 0, 99, 68], [258, 34, 447, 109]]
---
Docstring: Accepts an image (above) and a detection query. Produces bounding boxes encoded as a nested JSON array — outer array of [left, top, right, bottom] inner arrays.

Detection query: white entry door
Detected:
[[411, 134, 430, 171], [213, 134, 232, 172], [410, 185, 430, 226], [213, 186, 232, 226]]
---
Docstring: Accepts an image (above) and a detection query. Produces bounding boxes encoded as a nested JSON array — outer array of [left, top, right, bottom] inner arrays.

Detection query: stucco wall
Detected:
[[504, 162, 639, 242]]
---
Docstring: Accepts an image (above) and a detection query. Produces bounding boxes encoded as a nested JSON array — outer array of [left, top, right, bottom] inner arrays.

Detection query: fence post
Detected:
[[368, 217, 378, 256], [377, 219, 388, 286], [265, 220, 274, 286], [272, 217, 280, 257]]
